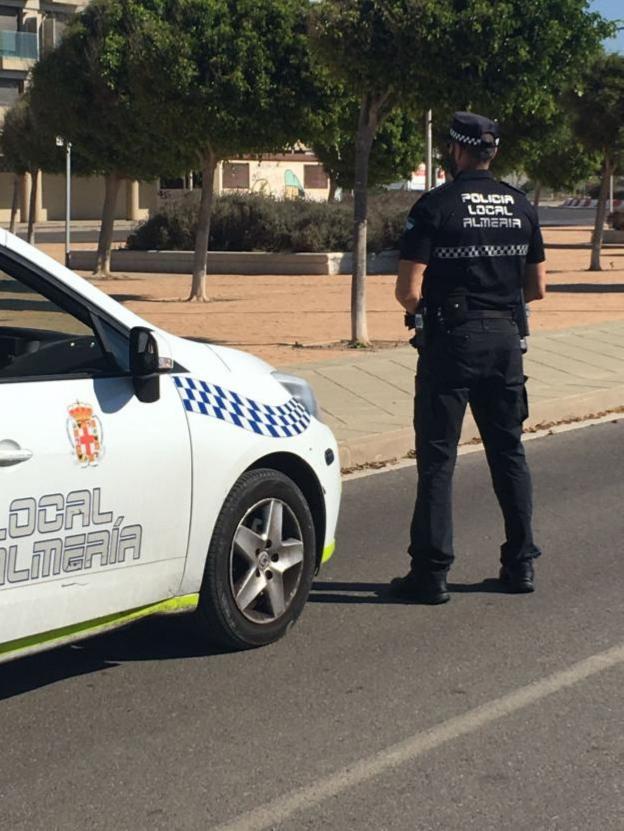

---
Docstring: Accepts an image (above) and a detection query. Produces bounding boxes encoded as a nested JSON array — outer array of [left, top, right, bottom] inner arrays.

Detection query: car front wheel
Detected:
[[197, 468, 317, 650]]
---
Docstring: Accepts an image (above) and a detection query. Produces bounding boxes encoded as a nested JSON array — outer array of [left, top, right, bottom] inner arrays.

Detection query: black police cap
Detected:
[[449, 111, 500, 148]]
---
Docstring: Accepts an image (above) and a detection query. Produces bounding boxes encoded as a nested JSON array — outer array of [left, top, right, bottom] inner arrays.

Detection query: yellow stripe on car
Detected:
[[0, 594, 200, 662], [321, 540, 336, 564]]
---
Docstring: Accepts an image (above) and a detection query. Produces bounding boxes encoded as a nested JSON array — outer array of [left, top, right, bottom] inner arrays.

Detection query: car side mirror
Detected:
[[129, 327, 173, 403]]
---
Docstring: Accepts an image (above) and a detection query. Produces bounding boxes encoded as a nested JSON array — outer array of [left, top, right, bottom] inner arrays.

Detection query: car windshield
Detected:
[[0, 269, 93, 337]]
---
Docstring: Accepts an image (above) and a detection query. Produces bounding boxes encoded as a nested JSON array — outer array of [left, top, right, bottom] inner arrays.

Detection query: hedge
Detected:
[[126, 191, 416, 254]]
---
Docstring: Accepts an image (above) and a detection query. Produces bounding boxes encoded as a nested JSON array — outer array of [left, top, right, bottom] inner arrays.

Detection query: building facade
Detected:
[[162, 153, 331, 204], [0, 0, 81, 124], [0, 0, 153, 225]]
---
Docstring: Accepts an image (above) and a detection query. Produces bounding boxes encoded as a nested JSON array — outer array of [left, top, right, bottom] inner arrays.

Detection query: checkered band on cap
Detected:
[[434, 244, 529, 259], [449, 127, 482, 147], [174, 376, 311, 438]]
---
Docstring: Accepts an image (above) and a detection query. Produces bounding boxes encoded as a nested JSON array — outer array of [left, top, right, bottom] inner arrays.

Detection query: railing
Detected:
[[0, 31, 39, 60]]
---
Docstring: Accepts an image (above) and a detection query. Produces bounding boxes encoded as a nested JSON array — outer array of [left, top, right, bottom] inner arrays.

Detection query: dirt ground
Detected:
[[39, 226, 624, 367]]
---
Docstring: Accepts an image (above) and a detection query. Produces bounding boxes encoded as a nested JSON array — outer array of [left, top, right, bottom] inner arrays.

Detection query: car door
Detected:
[[0, 253, 192, 649]]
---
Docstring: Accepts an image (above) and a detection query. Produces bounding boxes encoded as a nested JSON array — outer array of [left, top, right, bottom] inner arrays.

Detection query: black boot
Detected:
[[499, 561, 535, 593], [388, 570, 450, 604]]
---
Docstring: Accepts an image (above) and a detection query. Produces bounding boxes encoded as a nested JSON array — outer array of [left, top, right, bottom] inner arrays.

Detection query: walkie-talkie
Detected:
[[404, 301, 426, 349]]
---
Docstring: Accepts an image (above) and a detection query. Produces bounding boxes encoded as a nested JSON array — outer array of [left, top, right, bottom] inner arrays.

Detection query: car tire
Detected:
[[196, 468, 317, 650]]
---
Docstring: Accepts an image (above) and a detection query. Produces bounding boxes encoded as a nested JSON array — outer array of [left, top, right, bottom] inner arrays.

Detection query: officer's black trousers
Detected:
[[410, 318, 541, 573]]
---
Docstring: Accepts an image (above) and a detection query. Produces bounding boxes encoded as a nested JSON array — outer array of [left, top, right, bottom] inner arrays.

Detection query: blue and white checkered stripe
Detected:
[[434, 244, 529, 259], [174, 376, 311, 438]]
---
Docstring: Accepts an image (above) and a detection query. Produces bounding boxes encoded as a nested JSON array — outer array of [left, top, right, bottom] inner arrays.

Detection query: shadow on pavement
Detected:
[[548, 283, 624, 293], [544, 242, 591, 249], [0, 615, 225, 701], [310, 578, 508, 605], [309, 580, 393, 604], [447, 579, 508, 593], [109, 293, 155, 302]]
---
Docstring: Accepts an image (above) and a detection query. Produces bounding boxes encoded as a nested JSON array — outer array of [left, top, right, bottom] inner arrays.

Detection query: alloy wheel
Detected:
[[229, 498, 305, 624]]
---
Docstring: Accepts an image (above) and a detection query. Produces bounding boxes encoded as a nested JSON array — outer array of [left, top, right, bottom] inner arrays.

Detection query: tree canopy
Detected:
[[567, 52, 624, 269], [29, 0, 192, 275], [1, 96, 63, 177], [1, 95, 69, 242], [134, 0, 327, 299], [311, 0, 613, 343], [30, 0, 186, 180], [314, 103, 424, 195]]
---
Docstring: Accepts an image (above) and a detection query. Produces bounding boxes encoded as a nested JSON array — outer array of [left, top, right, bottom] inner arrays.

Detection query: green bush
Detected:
[[126, 191, 416, 254]]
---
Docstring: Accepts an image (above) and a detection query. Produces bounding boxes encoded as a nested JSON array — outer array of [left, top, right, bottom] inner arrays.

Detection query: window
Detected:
[[41, 14, 68, 55], [0, 264, 112, 381], [0, 6, 18, 32], [0, 79, 20, 108], [222, 162, 250, 190], [159, 176, 185, 190], [303, 165, 329, 190]]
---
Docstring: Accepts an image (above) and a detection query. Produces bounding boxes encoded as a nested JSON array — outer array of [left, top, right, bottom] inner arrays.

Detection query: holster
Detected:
[[513, 300, 529, 339], [440, 290, 469, 328]]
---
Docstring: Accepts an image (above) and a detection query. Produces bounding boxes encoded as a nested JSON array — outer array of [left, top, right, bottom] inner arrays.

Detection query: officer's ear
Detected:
[[479, 145, 498, 165]]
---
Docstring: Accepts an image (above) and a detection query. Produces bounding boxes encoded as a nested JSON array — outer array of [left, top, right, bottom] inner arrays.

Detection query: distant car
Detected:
[[0, 231, 341, 664]]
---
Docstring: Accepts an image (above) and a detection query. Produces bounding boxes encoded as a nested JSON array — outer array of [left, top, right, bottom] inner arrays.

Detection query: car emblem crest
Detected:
[[66, 402, 104, 466]]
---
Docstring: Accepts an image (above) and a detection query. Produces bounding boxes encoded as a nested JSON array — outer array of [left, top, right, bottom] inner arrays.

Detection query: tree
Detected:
[[30, 0, 191, 277], [567, 53, 624, 271], [314, 102, 424, 198], [8, 174, 19, 234], [136, 0, 323, 301], [522, 120, 599, 209], [311, 0, 612, 345], [1, 96, 64, 244], [468, 105, 600, 207]]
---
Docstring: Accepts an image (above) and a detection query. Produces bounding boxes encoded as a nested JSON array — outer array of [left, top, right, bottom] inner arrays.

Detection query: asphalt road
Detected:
[[2, 421, 624, 830], [538, 206, 596, 226]]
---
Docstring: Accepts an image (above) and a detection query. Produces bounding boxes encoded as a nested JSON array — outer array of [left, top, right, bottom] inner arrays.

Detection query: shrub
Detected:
[[127, 191, 420, 254], [608, 210, 624, 230]]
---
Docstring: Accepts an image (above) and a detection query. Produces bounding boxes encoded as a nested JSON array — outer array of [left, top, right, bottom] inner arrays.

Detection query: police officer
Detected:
[[391, 111, 547, 604]]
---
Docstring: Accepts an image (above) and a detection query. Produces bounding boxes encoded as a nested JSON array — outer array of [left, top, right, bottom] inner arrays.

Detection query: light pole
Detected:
[[613, 25, 624, 213], [610, 172, 614, 215], [56, 136, 72, 267], [425, 110, 433, 190]]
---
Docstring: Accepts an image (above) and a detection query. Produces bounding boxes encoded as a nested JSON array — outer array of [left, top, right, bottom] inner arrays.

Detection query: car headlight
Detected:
[[272, 372, 322, 421]]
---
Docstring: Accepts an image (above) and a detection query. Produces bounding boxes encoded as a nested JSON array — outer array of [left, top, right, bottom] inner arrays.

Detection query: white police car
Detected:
[[0, 231, 341, 663]]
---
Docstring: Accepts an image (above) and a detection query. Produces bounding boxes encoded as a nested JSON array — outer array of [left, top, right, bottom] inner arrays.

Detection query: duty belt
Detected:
[[428, 309, 514, 323], [463, 310, 514, 320]]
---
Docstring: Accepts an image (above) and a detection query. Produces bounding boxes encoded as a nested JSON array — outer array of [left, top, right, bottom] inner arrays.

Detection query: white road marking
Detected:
[[344, 413, 623, 481], [212, 642, 624, 831]]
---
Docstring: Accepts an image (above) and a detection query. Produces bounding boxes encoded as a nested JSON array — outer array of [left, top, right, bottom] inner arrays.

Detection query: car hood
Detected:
[[168, 335, 275, 377]]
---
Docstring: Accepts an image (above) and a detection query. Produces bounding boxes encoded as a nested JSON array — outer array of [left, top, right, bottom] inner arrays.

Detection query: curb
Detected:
[[337, 385, 624, 470], [67, 248, 400, 276]]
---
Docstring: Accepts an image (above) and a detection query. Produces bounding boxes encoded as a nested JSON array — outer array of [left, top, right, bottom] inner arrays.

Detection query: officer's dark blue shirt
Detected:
[[400, 170, 545, 311]]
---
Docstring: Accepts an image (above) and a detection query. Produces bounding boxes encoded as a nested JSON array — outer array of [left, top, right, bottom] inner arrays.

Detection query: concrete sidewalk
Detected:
[[283, 320, 624, 468]]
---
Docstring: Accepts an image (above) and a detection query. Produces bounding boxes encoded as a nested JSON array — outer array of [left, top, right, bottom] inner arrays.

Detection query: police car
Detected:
[[0, 230, 341, 663]]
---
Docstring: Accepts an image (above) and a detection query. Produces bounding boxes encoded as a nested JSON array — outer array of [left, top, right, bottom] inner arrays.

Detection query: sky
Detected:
[[591, 0, 623, 52]]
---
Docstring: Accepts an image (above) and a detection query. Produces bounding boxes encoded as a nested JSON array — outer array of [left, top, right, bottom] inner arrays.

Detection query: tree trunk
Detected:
[[94, 173, 121, 278], [351, 96, 379, 346], [189, 148, 217, 302], [27, 169, 39, 245], [590, 156, 612, 272], [533, 181, 542, 209], [328, 173, 337, 203], [9, 174, 19, 234]]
